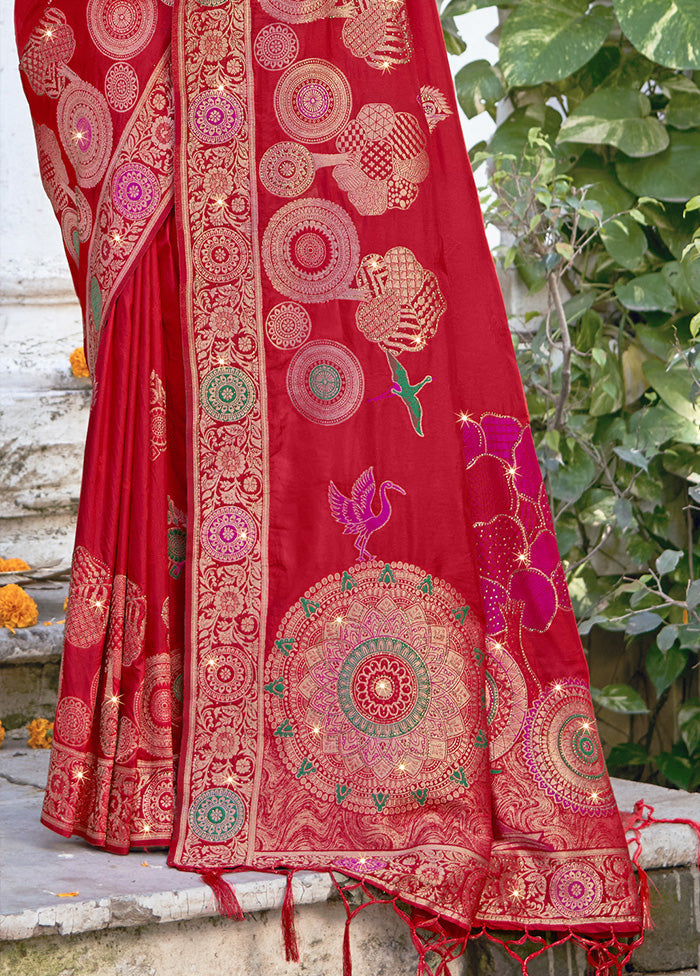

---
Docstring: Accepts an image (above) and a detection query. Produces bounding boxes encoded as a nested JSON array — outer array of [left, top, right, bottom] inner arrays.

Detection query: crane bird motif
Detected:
[[328, 466, 406, 560]]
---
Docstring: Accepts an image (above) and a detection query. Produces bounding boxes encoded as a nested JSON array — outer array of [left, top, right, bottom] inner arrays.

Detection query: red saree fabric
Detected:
[[16, 0, 642, 966]]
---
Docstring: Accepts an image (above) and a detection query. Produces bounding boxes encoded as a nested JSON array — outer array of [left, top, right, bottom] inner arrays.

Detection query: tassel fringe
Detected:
[[200, 870, 245, 921], [282, 870, 300, 963]]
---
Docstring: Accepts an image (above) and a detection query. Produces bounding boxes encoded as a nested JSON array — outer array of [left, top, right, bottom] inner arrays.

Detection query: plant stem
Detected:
[[548, 273, 572, 430]]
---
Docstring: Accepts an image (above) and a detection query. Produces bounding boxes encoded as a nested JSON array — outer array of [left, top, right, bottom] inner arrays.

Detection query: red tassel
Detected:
[[342, 915, 352, 976], [201, 870, 245, 920], [635, 862, 654, 932], [282, 871, 300, 963]]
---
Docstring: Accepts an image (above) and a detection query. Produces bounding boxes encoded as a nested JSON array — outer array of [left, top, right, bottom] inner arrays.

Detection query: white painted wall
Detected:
[[0, 5, 498, 568]]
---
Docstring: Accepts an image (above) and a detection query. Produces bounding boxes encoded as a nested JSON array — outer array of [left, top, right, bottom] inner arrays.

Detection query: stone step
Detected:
[[1, 741, 699, 976]]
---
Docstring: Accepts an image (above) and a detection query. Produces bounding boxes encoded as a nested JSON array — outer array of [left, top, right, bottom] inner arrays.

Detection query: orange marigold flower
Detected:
[[0, 584, 39, 629], [27, 717, 53, 749], [69, 347, 90, 378], [0, 558, 31, 572], [0, 720, 5, 748]]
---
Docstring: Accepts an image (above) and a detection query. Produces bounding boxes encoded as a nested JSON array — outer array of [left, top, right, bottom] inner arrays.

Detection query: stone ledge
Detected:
[[0, 585, 68, 667]]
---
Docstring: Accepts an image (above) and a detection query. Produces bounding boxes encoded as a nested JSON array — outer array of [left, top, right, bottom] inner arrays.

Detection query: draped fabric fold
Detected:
[[16, 0, 642, 964]]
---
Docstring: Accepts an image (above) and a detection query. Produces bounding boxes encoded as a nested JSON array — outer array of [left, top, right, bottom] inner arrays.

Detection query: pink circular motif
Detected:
[[111, 162, 161, 221], [198, 648, 254, 703], [287, 340, 364, 425], [254, 23, 299, 70], [74, 187, 93, 243], [259, 142, 314, 197], [275, 59, 352, 143], [87, 0, 158, 59], [57, 82, 113, 188], [142, 769, 175, 829], [188, 90, 245, 145], [55, 696, 91, 748], [202, 506, 257, 562], [105, 62, 139, 113], [262, 198, 359, 302], [265, 302, 311, 349], [193, 228, 250, 283], [549, 862, 603, 918]]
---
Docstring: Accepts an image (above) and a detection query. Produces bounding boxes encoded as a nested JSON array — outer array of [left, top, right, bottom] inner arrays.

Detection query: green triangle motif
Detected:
[[417, 575, 433, 595], [473, 646, 484, 664], [378, 564, 396, 584], [263, 678, 284, 698], [296, 757, 317, 779], [274, 719, 294, 737], [450, 767, 469, 789], [300, 596, 320, 618], [475, 729, 488, 748], [412, 788, 429, 806], [371, 791, 389, 812], [335, 784, 352, 804], [452, 605, 470, 624], [340, 571, 356, 592], [275, 638, 295, 657]]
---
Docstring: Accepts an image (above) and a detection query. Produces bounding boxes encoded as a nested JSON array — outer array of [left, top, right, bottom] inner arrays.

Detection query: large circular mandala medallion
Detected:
[[188, 90, 245, 144], [193, 228, 250, 282], [57, 82, 113, 188], [265, 302, 311, 349], [200, 366, 255, 422], [259, 142, 314, 198], [201, 506, 257, 562], [275, 59, 352, 143], [188, 788, 245, 842], [260, 0, 335, 24], [105, 62, 139, 113], [87, 0, 157, 58], [523, 678, 615, 816], [265, 561, 486, 815], [254, 23, 299, 70], [484, 643, 527, 760], [549, 861, 603, 918], [287, 340, 364, 425], [262, 198, 359, 302], [111, 162, 161, 221]]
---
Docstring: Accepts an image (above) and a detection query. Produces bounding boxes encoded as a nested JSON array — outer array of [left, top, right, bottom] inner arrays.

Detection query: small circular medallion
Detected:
[[201, 506, 257, 562], [105, 62, 139, 113], [188, 89, 245, 145], [287, 340, 364, 425], [259, 142, 314, 197], [199, 649, 254, 703], [54, 696, 91, 748], [87, 0, 158, 59], [254, 23, 299, 70], [111, 162, 161, 221], [265, 302, 311, 349], [275, 59, 352, 143], [188, 788, 245, 842], [549, 862, 603, 918], [262, 198, 359, 302], [200, 367, 255, 422], [193, 228, 250, 282]]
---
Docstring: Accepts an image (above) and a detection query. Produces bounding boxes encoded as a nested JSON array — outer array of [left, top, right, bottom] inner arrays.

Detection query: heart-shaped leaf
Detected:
[[455, 60, 506, 118], [591, 683, 649, 714], [615, 273, 676, 312], [647, 644, 689, 694], [500, 0, 615, 87], [617, 131, 700, 202], [558, 89, 668, 157], [612, 0, 700, 71]]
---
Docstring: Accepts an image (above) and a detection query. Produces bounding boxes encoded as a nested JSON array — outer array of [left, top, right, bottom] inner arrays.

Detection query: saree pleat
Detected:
[[42, 214, 186, 853]]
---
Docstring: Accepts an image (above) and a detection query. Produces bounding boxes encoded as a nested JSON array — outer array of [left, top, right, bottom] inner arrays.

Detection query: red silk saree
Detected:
[[16, 0, 643, 970]]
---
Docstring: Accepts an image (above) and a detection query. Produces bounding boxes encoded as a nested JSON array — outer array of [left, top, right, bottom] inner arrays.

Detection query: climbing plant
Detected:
[[442, 0, 700, 790]]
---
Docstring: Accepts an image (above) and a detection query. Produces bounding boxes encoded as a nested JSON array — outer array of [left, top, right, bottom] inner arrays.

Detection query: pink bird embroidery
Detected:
[[328, 467, 405, 560]]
